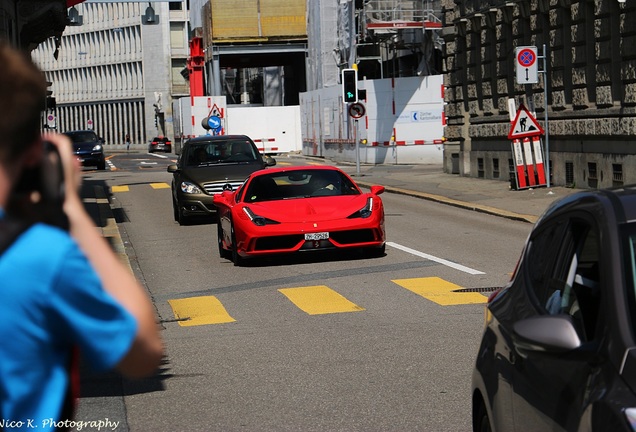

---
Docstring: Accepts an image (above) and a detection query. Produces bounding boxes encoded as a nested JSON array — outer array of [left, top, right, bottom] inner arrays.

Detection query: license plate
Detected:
[[305, 232, 329, 240]]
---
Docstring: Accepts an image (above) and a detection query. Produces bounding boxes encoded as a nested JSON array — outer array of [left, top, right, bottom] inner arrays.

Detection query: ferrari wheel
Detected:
[[217, 219, 230, 259], [230, 222, 243, 267]]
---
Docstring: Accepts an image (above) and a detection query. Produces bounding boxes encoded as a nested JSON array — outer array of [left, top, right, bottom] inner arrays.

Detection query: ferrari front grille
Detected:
[[330, 229, 376, 244], [254, 235, 303, 251]]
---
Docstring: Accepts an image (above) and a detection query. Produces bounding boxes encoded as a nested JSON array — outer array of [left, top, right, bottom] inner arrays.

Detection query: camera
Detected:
[[10, 141, 67, 229]]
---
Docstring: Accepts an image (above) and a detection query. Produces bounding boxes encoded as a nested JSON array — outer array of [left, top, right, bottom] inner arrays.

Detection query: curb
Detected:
[[92, 185, 134, 272]]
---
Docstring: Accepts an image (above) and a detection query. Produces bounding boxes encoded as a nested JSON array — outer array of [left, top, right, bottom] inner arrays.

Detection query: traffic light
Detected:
[[46, 96, 56, 111], [342, 69, 358, 103]]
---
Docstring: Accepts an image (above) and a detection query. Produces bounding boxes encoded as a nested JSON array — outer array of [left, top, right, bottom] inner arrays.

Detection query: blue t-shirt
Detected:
[[0, 221, 137, 430]]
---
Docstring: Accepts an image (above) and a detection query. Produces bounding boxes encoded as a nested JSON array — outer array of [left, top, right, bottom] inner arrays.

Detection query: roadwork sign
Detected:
[[508, 104, 544, 139]]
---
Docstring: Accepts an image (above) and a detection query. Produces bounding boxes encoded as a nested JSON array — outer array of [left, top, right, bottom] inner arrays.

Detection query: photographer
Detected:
[[0, 41, 164, 429]]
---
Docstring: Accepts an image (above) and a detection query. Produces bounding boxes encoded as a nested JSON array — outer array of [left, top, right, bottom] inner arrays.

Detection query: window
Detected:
[[528, 216, 601, 341], [170, 22, 185, 48], [588, 162, 598, 188], [171, 59, 188, 87], [525, 218, 569, 308]]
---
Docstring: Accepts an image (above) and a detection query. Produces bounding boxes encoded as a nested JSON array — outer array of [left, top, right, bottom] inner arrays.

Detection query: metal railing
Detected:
[[363, 0, 441, 28]]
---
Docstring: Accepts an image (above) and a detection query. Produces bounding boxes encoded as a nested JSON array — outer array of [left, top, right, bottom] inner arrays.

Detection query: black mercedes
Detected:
[[167, 135, 275, 225]]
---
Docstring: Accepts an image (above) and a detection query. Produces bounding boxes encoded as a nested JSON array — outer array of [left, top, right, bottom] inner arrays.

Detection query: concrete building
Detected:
[[442, 0, 636, 189], [31, 1, 190, 149]]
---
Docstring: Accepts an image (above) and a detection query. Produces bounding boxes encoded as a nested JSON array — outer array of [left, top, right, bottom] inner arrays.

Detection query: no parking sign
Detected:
[[515, 46, 538, 84]]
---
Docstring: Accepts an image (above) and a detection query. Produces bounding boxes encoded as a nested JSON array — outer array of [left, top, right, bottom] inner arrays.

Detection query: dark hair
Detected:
[[0, 40, 46, 163]]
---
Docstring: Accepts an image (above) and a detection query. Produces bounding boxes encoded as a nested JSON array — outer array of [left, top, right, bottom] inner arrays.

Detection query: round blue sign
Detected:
[[207, 115, 221, 131]]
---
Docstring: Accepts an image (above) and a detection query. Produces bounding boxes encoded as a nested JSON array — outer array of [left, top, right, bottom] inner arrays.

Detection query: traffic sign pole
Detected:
[[541, 44, 551, 188]]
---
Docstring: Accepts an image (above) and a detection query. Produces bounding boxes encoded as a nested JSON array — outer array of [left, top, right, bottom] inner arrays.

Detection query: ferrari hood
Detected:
[[245, 195, 371, 223]]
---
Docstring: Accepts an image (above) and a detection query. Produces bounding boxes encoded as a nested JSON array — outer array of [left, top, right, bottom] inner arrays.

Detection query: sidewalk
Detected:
[[288, 155, 578, 224]]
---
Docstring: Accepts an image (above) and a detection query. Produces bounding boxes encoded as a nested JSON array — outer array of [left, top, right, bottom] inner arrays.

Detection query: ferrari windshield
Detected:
[[186, 139, 258, 167], [244, 170, 360, 203]]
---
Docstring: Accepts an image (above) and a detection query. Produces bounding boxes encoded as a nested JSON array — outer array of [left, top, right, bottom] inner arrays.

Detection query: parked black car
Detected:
[[472, 185, 636, 432], [63, 130, 106, 170], [167, 135, 276, 225], [149, 136, 172, 153]]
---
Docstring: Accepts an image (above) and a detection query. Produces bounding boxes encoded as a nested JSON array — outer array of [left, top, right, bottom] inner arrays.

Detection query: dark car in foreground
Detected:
[[63, 130, 106, 170], [472, 185, 636, 432], [213, 165, 386, 266], [167, 134, 276, 225], [149, 136, 171, 153]]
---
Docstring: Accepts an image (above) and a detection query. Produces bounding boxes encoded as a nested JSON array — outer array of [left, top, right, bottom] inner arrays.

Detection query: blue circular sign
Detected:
[[207, 115, 221, 131]]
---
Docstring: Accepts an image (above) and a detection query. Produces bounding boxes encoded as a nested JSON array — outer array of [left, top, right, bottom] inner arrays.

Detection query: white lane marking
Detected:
[[148, 153, 170, 159], [387, 241, 485, 275]]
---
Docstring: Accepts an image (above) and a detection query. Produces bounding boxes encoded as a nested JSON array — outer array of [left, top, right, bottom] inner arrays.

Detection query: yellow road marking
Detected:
[[111, 185, 129, 193], [150, 182, 170, 189], [279, 285, 365, 315], [168, 296, 236, 326], [392, 277, 487, 306]]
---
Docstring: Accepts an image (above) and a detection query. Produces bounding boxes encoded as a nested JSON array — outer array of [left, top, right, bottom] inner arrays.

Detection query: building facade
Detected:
[[31, 1, 190, 149], [442, 0, 636, 188]]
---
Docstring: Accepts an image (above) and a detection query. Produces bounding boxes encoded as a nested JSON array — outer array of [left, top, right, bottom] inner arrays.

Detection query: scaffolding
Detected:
[[356, 0, 443, 78]]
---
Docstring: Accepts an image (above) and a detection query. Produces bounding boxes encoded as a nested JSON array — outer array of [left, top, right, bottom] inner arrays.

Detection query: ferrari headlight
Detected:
[[180, 181, 202, 194], [243, 207, 280, 226], [348, 197, 374, 219]]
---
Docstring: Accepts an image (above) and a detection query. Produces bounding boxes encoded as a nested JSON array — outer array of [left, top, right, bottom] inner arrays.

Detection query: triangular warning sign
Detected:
[[209, 103, 222, 118], [508, 104, 545, 139]]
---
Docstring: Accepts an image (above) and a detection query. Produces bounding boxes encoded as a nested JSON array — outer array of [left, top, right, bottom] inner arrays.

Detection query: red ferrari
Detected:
[[213, 165, 386, 265]]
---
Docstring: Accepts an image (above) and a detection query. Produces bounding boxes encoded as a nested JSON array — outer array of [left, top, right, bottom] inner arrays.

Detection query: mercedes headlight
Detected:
[[180, 181, 202, 194]]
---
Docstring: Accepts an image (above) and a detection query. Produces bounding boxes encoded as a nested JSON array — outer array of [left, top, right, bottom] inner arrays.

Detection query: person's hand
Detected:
[[43, 132, 83, 216]]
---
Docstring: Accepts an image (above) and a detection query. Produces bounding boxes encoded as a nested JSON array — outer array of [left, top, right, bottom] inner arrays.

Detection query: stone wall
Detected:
[[441, 0, 636, 188]]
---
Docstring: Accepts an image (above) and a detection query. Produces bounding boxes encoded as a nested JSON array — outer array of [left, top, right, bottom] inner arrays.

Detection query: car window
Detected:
[[566, 224, 600, 340], [187, 145, 211, 166], [66, 131, 97, 142], [624, 224, 636, 338], [226, 140, 257, 162], [525, 218, 569, 308], [531, 217, 601, 341], [185, 139, 258, 166], [243, 170, 360, 203]]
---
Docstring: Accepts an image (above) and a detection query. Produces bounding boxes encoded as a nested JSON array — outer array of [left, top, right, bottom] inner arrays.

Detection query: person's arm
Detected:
[[47, 133, 164, 378]]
